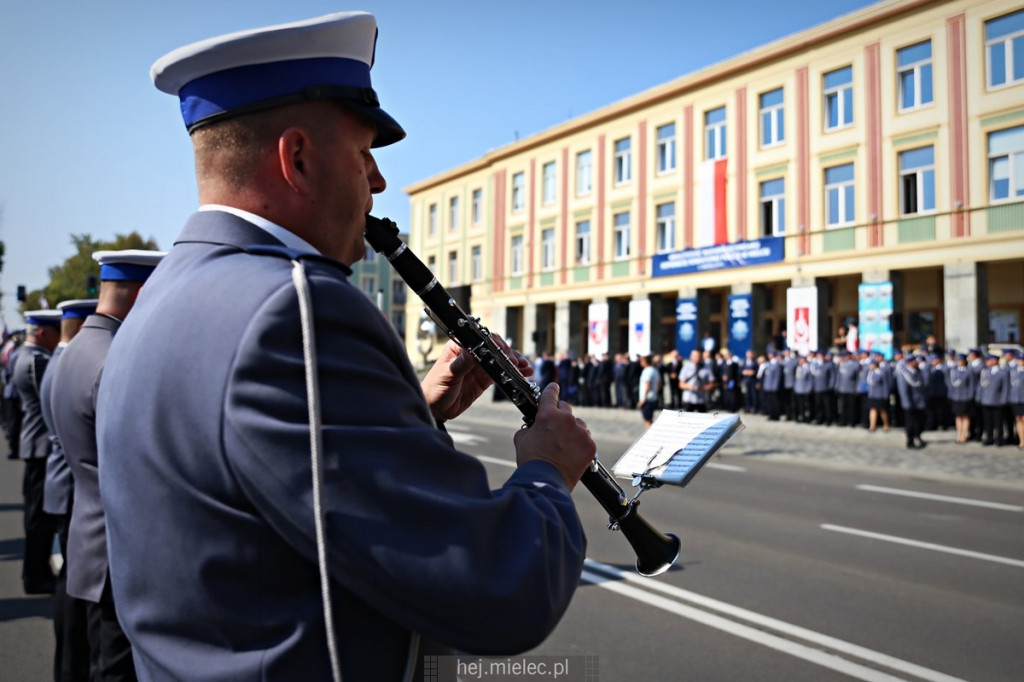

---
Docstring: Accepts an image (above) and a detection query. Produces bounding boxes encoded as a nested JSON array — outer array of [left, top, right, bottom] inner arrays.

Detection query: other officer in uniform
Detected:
[[49, 251, 164, 681], [11, 309, 62, 594], [946, 353, 976, 445], [96, 12, 596, 682], [896, 354, 928, 449], [865, 353, 892, 433], [760, 352, 783, 421], [40, 299, 97, 682], [793, 354, 814, 423], [976, 353, 1009, 446], [835, 352, 860, 427], [811, 351, 836, 425], [1007, 351, 1024, 450]]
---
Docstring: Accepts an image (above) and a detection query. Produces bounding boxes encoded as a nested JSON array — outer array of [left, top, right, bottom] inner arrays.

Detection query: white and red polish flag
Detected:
[[697, 158, 728, 247]]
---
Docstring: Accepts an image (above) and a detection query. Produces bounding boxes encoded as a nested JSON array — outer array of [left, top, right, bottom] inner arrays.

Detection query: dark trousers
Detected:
[[53, 514, 93, 682], [795, 393, 813, 422], [763, 391, 780, 420], [86, 585, 137, 682], [838, 393, 858, 426], [904, 408, 925, 445], [22, 458, 57, 592], [981, 405, 1005, 445], [814, 390, 835, 425]]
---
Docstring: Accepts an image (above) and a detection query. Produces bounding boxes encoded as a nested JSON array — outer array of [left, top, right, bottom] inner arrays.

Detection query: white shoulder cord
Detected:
[[290, 260, 419, 682]]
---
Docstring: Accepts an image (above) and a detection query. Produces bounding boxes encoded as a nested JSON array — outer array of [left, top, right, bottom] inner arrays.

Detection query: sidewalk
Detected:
[[459, 391, 1024, 487]]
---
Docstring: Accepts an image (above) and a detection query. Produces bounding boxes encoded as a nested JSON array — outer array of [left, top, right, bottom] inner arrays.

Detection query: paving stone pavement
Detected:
[[459, 392, 1024, 487]]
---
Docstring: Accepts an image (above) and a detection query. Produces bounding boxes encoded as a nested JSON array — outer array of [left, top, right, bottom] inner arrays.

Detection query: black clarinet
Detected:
[[365, 215, 680, 576]]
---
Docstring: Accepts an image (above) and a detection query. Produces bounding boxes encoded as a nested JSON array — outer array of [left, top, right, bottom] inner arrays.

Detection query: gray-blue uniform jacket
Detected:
[[836, 359, 859, 395], [896, 364, 928, 409], [1008, 363, 1024, 405], [794, 362, 813, 394], [975, 365, 1009, 406], [811, 359, 836, 392], [40, 344, 73, 516], [12, 343, 52, 461], [49, 314, 121, 603], [945, 365, 975, 403], [96, 212, 586, 682], [761, 360, 782, 392], [866, 364, 892, 400]]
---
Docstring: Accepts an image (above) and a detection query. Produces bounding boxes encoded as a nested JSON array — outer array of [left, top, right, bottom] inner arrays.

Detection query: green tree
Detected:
[[19, 232, 160, 316]]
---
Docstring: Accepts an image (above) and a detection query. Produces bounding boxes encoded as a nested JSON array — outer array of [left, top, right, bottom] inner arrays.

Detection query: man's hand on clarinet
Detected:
[[421, 336, 532, 423], [513, 383, 596, 491]]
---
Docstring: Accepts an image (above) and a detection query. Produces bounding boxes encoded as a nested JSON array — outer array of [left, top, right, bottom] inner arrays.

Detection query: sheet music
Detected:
[[611, 411, 743, 486]]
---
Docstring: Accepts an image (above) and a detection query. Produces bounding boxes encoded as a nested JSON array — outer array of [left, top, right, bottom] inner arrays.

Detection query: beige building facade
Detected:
[[404, 0, 1024, 364]]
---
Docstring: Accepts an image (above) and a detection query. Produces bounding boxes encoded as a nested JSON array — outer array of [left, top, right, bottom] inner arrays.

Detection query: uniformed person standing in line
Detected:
[[1007, 351, 1024, 450], [782, 349, 798, 421], [925, 354, 950, 433], [49, 251, 165, 681], [967, 348, 984, 441], [793, 354, 814, 423], [835, 352, 860, 427], [811, 351, 837, 425], [1002, 349, 1019, 446], [39, 299, 97, 682], [760, 352, 783, 421], [975, 353, 1009, 447], [865, 353, 892, 433], [11, 309, 62, 594], [896, 354, 928, 449], [946, 353, 975, 445]]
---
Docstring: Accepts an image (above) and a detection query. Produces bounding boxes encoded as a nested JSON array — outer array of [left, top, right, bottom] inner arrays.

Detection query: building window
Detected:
[[655, 202, 675, 253], [391, 310, 405, 337], [656, 123, 676, 173], [448, 250, 459, 285], [824, 66, 853, 131], [361, 276, 376, 300], [510, 235, 524, 275], [449, 196, 459, 231], [760, 178, 786, 236], [899, 146, 936, 215], [363, 246, 376, 263], [824, 164, 855, 227], [471, 245, 483, 281], [897, 41, 933, 112], [705, 107, 726, 160], [575, 220, 591, 264], [427, 254, 436, 274], [613, 211, 630, 259], [614, 137, 631, 184], [428, 203, 437, 236], [576, 150, 592, 196], [511, 172, 525, 212], [988, 126, 1024, 201], [471, 188, 482, 225], [391, 279, 406, 304], [760, 88, 785, 147], [986, 10, 1024, 89], [542, 161, 556, 205], [541, 228, 555, 271]]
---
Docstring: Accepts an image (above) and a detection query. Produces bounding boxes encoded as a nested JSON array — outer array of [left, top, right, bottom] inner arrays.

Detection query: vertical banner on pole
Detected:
[[676, 298, 698, 358], [787, 286, 818, 355], [728, 294, 753, 358], [628, 299, 651, 359], [858, 282, 894, 360], [587, 302, 609, 357]]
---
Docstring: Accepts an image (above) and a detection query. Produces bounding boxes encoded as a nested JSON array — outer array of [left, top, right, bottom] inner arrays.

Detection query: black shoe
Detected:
[[982, 440, 994, 446], [915, 440, 927, 449]]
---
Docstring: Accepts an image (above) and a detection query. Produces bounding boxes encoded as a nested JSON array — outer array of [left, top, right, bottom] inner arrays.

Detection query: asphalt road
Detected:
[[2, 403, 1021, 681], [449, 411, 1024, 682]]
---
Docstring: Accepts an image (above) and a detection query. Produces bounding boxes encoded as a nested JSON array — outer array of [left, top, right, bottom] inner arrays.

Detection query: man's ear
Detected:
[[278, 127, 314, 195]]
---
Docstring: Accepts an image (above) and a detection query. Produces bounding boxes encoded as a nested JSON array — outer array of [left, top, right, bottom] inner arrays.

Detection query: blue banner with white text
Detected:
[[652, 236, 785, 277], [728, 294, 753, 359], [675, 298, 698, 358]]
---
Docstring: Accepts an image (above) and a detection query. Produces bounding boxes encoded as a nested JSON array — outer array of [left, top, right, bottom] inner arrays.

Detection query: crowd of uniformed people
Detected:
[[535, 335, 1024, 451]]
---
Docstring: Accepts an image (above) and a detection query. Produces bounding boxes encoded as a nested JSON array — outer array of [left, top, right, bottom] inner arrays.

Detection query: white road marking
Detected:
[[705, 462, 746, 472], [583, 559, 966, 682], [449, 431, 490, 446], [821, 524, 1024, 568], [855, 485, 1023, 512], [475, 454, 515, 468]]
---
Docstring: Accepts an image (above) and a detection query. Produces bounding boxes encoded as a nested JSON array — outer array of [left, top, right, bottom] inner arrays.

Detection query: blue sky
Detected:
[[0, 0, 876, 325]]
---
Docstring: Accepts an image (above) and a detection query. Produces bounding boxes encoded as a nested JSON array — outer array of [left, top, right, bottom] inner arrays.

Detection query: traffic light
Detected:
[[86, 275, 98, 297], [16, 285, 26, 302]]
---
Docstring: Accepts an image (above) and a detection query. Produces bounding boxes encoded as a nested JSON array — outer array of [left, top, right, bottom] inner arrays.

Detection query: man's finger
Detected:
[[538, 381, 560, 410]]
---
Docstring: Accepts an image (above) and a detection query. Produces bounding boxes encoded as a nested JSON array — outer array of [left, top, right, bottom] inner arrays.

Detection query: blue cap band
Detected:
[[26, 315, 60, 326], [179, 57, 370, 129], [61, 306, 96, 319], [100, 263, 157, 282]]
